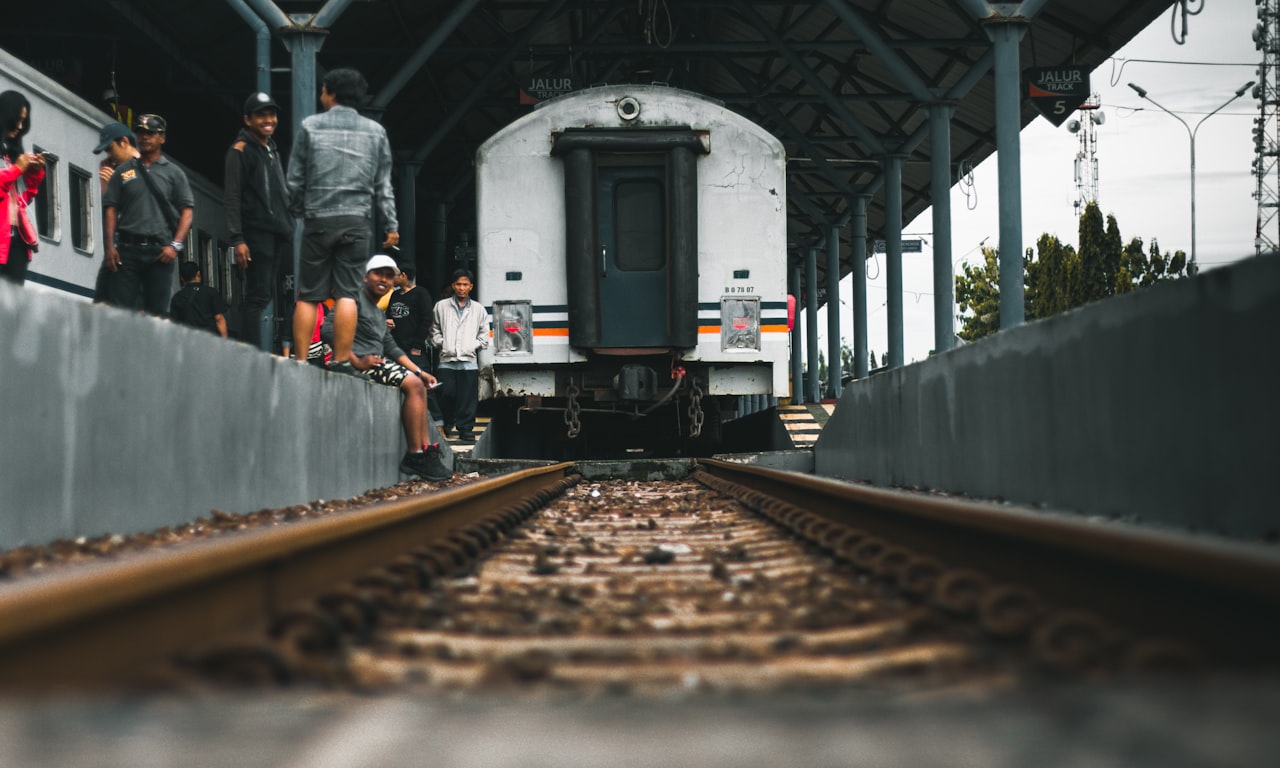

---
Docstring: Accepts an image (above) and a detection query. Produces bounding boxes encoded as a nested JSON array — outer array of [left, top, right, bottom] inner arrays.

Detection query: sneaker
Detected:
[[420, 443, 452, 482], [442, 424, 455, 438], [457, 433, 475, 444], [326, 360, 360, 377], [401, 445, 451, 482], [399, 451, 422, 477]]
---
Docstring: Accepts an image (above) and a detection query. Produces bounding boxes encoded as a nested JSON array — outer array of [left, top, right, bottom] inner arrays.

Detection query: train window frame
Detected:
[[30, 146, 61, 244], [67, 164, 94, 254]]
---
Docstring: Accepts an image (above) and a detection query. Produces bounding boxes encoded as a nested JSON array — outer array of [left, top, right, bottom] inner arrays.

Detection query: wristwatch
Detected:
[[170, 240, 185, 252]]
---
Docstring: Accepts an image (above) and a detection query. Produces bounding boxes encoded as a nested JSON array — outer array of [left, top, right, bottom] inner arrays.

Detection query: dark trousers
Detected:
[[1, 231, 30, 285], [112, 243, 174, 316], [240, 229, 294, 350], [437, 367, 478, 435], [407, 351, 443, 422]]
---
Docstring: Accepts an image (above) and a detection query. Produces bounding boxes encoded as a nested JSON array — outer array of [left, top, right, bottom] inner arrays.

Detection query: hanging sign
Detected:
[[520, 76, 575, 104], [1025, 67, 1090, 127]]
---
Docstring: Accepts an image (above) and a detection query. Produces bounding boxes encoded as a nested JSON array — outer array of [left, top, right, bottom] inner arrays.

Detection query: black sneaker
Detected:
[[326, 360, 360, 377], [457, 433, 475, 444], [421, 443, 451, 481], [399, 451, 422, 477]]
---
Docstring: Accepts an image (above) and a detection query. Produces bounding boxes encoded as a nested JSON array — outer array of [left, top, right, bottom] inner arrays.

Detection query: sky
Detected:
[[818, 1, 1261, 367]]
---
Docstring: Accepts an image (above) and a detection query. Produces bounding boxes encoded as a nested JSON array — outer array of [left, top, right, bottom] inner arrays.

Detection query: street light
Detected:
[[1127, 80, 1255, 275]]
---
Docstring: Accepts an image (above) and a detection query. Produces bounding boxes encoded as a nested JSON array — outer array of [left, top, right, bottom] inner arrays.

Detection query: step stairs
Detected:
[[776, 403, 835, 449]]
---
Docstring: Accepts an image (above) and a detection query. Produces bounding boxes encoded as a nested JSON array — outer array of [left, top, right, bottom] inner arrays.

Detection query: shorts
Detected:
[[298, 215, 371, 302], [362, 359, 413, 388]]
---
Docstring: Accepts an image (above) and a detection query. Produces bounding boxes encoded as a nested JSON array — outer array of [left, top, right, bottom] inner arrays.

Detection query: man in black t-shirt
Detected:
[[385, 266, 440, 422], [169, 261, 228, 337]]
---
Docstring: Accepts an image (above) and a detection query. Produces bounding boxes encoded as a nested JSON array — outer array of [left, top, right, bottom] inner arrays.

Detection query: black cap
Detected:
[[93, 122, 135, 153], [134, 114, 167, 133], [243, 92, 280, 115]]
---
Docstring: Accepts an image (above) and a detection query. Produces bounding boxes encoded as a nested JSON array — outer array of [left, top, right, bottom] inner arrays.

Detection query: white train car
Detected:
[[0, 46, 233, 308], [476, 85, 790, 457]]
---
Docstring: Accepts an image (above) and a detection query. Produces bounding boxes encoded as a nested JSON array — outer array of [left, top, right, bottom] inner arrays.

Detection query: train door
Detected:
[[596, 162, 668, 347]]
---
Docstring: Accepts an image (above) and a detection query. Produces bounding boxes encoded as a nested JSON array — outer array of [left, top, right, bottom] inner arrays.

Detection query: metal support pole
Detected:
[[805, 247, 821, 402], [929, 103, 957, 354], [225, 0, 272, 94], [433, 202, 449, 297], [396, 160, 421, 270], [790, 265, 804, 404], [826, 224, 843, 399], [987, 19, 1028, 328], [851, 195, 869, 378], [883, 154, 905, 368]]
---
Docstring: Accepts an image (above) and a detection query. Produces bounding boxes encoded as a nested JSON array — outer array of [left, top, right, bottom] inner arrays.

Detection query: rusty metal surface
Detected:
[[696, 459, 1280, 671], [0, 464, 577, 690], [346, 477, 1016, 697]]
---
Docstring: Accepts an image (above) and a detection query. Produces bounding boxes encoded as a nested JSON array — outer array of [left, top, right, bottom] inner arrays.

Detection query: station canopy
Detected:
[[1, 0, 1177, 291]]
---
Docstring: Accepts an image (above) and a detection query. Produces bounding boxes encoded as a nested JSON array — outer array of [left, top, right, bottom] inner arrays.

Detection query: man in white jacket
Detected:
[[430, 268, 490, 441]]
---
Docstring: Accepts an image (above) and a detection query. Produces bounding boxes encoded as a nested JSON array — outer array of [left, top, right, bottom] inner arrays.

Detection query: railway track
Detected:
[[1, 461, 1277, 694]]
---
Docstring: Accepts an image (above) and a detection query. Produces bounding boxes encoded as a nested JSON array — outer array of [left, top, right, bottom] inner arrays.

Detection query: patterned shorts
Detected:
[[362, 359, 412, 387]]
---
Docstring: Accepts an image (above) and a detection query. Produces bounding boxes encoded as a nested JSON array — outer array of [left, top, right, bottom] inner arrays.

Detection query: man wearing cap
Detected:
[[286, 67, 399, 375], [320, 254, 449, 481], [91, 121, 139, 303], [225, 92, 294, 353], [102, 113, 194, 316]]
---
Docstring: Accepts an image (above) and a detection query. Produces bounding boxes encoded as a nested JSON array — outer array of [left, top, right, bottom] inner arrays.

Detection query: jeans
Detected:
[[112, 243, 174, 316]]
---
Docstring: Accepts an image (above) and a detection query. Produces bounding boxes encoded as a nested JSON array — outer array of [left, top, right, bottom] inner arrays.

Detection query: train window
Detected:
[[613, 178, 665, 271], [30, 147, 59, 241], [68, 165, 93, 252]]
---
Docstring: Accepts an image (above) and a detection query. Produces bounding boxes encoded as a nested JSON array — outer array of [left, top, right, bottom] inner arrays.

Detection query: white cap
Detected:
[[365, 254, 400, 274]]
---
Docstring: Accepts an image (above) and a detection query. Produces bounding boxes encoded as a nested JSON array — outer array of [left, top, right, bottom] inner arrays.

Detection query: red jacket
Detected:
[[0, 158, 43, 265]]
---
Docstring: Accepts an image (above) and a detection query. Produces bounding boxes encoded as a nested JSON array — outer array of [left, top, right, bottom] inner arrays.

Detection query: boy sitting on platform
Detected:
[[321, 254, 449, 481]]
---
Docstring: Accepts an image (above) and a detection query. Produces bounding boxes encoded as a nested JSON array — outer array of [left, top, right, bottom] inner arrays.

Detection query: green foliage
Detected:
[[955, 202, 1189, 341]]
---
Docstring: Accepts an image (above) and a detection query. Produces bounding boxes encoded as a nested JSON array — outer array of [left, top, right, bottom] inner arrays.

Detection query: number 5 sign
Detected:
[[1024, 67, 1090, 127]]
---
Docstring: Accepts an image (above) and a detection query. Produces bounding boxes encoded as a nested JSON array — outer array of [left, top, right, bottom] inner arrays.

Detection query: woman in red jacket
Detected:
[[0, 90, 46, 285]]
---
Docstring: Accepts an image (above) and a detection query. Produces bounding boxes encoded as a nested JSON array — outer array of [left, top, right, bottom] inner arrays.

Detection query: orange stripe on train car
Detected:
[[532, 328, 570, 337]]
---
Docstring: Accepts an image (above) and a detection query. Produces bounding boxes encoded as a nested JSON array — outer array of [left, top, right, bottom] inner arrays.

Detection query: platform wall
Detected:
[[815, 256, 1279, 540], [0, 282, 412, 548]]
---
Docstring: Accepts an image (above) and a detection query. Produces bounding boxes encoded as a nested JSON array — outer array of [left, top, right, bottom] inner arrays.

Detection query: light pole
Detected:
[[1128, 80, 1255, 275]]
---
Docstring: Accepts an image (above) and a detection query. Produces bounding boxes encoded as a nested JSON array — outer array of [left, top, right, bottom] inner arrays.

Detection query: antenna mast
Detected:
[[1254, 1, 1279, 256], [1068, 94, 1104, 218]]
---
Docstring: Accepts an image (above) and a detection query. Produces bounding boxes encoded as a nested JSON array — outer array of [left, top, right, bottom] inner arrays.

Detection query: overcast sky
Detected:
[[820, 1, 1260, 367]]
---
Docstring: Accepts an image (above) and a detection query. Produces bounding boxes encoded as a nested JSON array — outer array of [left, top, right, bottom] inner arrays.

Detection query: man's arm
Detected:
[[285, 124, 309, 218], [223, 143, 250, 266], [214, 313, 228, 338]]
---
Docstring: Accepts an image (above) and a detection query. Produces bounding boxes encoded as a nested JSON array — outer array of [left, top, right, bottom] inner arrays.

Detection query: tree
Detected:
[[955, 202, 1189, 341]]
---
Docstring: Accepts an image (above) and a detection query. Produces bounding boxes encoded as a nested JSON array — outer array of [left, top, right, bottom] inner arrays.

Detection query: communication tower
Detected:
[[1067, 95, 1104, 218], [1253, 0, 1279, 256]]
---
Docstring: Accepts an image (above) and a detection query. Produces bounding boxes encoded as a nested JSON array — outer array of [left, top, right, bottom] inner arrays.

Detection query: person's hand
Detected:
[[386, 318, 395, 329], [105, 246, 121, 272], [354, 354, 383, 371], [234, 243, 251, 269], [158, 244, 177, 265], [416, 370, 438, 387], [99, 164, 115, 186], [383, 231, 400, 249]]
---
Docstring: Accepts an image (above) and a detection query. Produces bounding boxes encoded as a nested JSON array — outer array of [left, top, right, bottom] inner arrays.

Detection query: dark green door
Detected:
[[596, 164, 668, 347]]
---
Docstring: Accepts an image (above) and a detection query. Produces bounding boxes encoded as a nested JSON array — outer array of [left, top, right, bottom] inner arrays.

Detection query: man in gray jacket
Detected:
[[287, 67, 399, 374], [431, 268, 490, 442]]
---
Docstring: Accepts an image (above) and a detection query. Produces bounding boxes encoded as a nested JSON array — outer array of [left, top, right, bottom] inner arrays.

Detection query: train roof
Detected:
[[0, 0, 1177, 293]]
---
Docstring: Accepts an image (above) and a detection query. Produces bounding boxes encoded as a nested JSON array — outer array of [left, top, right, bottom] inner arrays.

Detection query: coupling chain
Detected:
[[687, 378, 704, 438], [564, 380, 581, 438]]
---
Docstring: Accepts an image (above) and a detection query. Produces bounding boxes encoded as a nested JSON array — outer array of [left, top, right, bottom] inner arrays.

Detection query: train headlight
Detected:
[[494, 301, 533, 356], [720, 297, 760, 351]]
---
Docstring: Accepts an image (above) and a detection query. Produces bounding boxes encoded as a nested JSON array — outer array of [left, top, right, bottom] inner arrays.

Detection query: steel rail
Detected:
[[697, 459, 1280, 668], [0, 463, 577, 690]]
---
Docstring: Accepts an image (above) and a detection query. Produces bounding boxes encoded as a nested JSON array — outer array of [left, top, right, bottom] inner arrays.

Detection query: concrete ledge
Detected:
[[815, 256, 1280, 540], [0, 282, 408, 548]]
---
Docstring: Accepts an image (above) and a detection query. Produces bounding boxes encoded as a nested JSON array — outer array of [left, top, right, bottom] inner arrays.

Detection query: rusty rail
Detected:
[[696, 459, 1280, 670], [0, 464, 578, 690]]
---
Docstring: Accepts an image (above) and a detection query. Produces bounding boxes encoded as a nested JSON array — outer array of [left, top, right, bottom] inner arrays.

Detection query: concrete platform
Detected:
[[1, 683, 1276, 767]]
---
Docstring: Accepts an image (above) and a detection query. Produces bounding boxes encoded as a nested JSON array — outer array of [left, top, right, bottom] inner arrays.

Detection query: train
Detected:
[[0, 47, 241, 321], [475, 85, 791, 458]]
